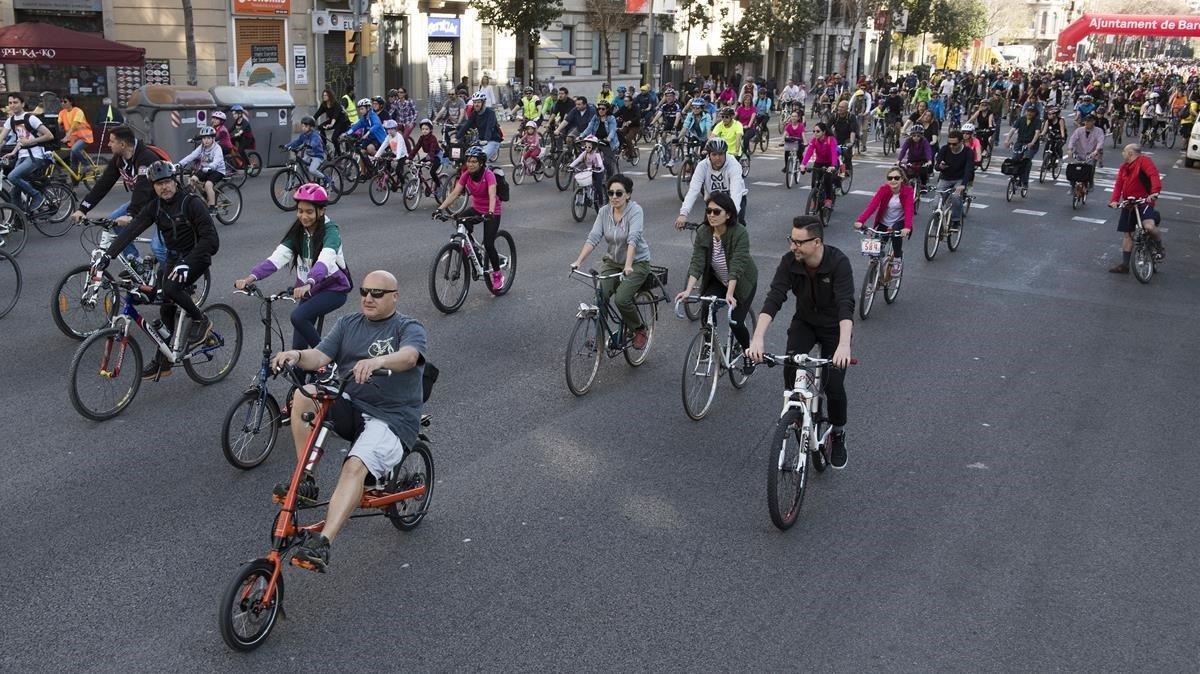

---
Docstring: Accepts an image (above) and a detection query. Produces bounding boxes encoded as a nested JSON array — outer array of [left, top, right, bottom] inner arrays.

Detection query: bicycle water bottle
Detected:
[[151, 319, 171, 342]]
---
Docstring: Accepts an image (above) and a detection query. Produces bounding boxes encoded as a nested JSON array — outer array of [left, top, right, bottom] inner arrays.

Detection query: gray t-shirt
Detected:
[[317, 312, 427, 448]]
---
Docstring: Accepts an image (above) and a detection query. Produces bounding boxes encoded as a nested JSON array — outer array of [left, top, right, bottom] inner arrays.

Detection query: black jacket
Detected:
[[106, 190, 219, 270], [761, 246, 855, 328], [80, 140, 162, 217]]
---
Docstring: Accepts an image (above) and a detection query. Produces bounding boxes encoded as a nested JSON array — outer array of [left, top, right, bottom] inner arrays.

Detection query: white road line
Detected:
[[1072, 216, 1107, 224], [850, 190, 876, 196], [970, 203, 989, 209], [1012, 209, 1047, 216], [1157, 194, 1183, 201], [752, 181, 782, 187]]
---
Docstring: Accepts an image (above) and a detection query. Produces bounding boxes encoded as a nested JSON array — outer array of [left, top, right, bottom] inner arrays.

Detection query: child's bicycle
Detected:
[[217, 364, 434, 651], [427, 210, 517, 313], [570, 168, 605, 222]]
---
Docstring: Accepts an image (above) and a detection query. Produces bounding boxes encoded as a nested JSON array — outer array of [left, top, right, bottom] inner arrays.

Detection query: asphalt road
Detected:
[[1, 124, 1198, 670]]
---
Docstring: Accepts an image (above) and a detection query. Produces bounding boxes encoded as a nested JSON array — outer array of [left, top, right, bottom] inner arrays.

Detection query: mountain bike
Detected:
[[0, 160, 79, 237], [1118, 197, 1157, 284], [51, 218, 211, 340], [882, 122, 899, 155], [218, 364, 433, 652], [646, 130, 678, 181], [178, 166, 243, 226], [399, 157, 449, 210], [758, 352, 856, 530], [270, 148, 343, 211], [858, 226, 905, 319], [924, 186, 970, 261], [676, 138, 704, 202], [428, 210, 517, 313], [0, 248, 19, 319], [802, 165, 839, 227], [571, 168, 605, 223], [564, 266, 668, 396], [679, 294, 755, 421], [68, 272, 242, 420]]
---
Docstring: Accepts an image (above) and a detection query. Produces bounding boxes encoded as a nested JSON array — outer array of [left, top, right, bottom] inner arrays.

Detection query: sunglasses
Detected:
[[886, 175, 903, 181], [359, 288, 397, 299], [705, 207, 724, 216], [788, 237, 818, 246], [607, 190, 627, 197]]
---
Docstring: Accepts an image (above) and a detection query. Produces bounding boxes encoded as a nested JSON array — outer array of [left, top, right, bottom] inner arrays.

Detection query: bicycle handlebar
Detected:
[[433, 210, 484, 225], [681, 221, 702, 231], [236, 283, 297, 303], [760, 352, 858, 368], [278, 363, 392, 400], [570, 267, 623, 281], [681, 294, 736, 323]]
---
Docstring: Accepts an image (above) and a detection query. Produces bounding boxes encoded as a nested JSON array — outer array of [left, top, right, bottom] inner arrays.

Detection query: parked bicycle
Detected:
[[679, 295, 755, 421], [857, 227, 905, 319], [923, 187, 970, 261], [427, 210, 517, 313]]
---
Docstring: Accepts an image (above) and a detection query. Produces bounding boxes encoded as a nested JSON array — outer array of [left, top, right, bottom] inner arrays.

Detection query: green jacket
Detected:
[[688, 222, 757, 304]]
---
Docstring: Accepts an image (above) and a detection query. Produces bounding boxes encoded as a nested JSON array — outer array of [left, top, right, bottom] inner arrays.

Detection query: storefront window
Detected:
[[234, 18, 288, 89]]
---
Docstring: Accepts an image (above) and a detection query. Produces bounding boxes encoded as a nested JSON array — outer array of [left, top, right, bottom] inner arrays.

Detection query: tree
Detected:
[[720, 0, 819, 75], [676, 0, 714, 78], [583, 0, 646, 84], [836, 0, 887, 79], [182, 0, 197, 85], [927, 0, 988, 69], [472, 0, 564, 88]]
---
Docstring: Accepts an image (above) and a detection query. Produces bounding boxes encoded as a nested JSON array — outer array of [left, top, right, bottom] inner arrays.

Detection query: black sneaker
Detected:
[[291, 532, 330, 573], [186, 316, 213, 350], [273, 473, 319, 506], [141, 354, 173, 380], [829, 431, 848, 469]]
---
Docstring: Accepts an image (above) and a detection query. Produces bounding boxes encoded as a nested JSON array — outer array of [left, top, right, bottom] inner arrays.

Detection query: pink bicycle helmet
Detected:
[[292, 183, 329, 206]]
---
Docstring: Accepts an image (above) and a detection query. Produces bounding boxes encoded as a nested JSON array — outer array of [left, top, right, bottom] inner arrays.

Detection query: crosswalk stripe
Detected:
[[752, 181, 782, 187], [970, 203, 989, 209], [850, 190, 876, 196], [1012, 209, 1047, 216], [1072, 216, 1107, 224]]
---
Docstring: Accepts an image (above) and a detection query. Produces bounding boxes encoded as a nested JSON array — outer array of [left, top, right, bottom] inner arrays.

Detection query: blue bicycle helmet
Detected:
[[230, 104, 245, 113], [465, 146, 488, 160]]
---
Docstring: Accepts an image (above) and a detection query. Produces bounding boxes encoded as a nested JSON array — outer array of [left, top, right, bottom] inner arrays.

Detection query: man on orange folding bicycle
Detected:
[[270, 269, 428, 573]]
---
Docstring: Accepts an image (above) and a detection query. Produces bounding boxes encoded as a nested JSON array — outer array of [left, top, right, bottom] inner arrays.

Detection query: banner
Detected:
[[1059, 13, 1200, 47], [626, 0, 649, 11]]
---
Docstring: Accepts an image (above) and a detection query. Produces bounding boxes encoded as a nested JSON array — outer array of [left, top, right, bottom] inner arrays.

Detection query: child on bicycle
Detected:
[[373, 119, 408, 178], [781, 110, 806, 172], [407, 119, 444, 177], [229, 105, 256, 162], [211, 111, 235, 156], [283, 116, 327, 186], [569, 134, 607, 206], [179, 125, 226, 209], [518, 121, 543, 172]]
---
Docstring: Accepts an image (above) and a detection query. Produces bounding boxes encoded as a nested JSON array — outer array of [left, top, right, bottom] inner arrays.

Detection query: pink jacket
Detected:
[[857, 184, 915, 230]]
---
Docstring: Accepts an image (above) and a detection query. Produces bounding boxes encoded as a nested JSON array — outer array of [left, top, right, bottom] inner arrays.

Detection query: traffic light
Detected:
[[361, 22, 377, 57], [346, 30, 358, 63]]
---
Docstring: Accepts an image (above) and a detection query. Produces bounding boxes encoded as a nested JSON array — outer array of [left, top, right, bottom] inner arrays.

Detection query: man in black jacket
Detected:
[[748, 216, 855, 468], [71, 125, 164, 261], [93, 161, 220, 380]]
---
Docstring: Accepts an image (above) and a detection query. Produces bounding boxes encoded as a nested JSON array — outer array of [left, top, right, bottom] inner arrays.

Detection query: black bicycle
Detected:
[[428, 211, 517, 313], [0, 247, 19, 319]]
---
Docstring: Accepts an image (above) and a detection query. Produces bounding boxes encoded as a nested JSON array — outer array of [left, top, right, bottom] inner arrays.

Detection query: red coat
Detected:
[[1110, 154, 1162, 204], [857, 183, 915, 230]]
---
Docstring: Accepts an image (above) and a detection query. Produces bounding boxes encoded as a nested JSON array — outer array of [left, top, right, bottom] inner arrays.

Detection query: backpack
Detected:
[[147, 144, 172, 162], [11, 114, 60, 147], [492, 168, 511, 202], [851, 94, 867, 115]]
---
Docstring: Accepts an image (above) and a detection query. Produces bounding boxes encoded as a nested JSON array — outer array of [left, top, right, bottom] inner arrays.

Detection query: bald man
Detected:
[[271, 270, 428, 572]]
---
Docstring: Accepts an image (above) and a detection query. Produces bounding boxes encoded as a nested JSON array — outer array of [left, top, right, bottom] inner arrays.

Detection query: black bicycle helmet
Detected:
[[300, 115, 316, 126], [147, 160, 176, 182]]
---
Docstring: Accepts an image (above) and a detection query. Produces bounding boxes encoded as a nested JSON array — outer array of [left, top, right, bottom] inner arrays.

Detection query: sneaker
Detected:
[[141, 354, 173, 381], [1153, 241, 1165, 261], [273, 473, 319, 506], [631, 328, 648, 350], [949, 220, 961, 232], [186, 316, 213, 350], [829, 430, 848, 469], [490, 270, 504, 289], [290, 531, 330, 573], [1108, 263, 1129, 274]]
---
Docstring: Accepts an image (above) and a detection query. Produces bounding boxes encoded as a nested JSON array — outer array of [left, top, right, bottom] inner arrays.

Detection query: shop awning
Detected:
[[0, 22, 145, 66]]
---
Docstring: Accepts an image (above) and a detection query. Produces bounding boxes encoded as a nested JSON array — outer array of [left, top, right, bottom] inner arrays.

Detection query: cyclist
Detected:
[[435, 146, 505, 289], [92, 161, 220, 379], [711, 107, 744, 159], [270, 269, 428, 573], [511, 86, 541, 125], [582, 100, 620, 177], [1139, 92, 1165, 140], [854, 165, 915, 276], [615, 93, 642, 160], [316, 89, 350, 152], [210, 111, 235, 156], [408, 119, 444, 171], [933, 129, 971, 231], [516, 120, 544, 172], [283, 116, 330, 187], [968, 100, 997, 158], [569, 135, 608, 206], [348, 98, 385, 156], [1108, 143, 1164, 273], [457, 92, 503, 161], [679, 97, 713, 153], [1033, 105, 1067, 166], [389, 87, 417, 138], [235, 183, 350, 350], [178, 125, 225, 210], [1006, 106, 1040, 190], [849, 86, 872, 133], [72, 124, 167, 264], [340, 86, 359, 124], [960, 123, 982, 172], [569, 174, 652, 350], [883, 87, 905, 140], [676, 138, 749, 228], [228, 105, 256, 165], [897, 124, 933, 191], [828, 100, 859, 188], [735, 94, 757, 154], [1066, 114, 1104, 191], [780, 109, 806, 174], [799, 122, 843, 210], [1, 93, 52, 213], [648, 89, 682, 140], [674, 190, 758, 356], [747, 215, 855, 469], [1073, 94, 1097, 126], [373, 119, 408, 177], [57, 94, 93, 179], [556, 96, 596, 140], [910, 80, 932, 107], [779, 79, 802, 109]]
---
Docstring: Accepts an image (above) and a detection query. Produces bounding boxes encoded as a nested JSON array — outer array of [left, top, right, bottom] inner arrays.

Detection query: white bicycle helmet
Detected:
[[382, 119, 398, 129], [960, 122, 976, 133], [471, 92, 488, 102], [356, 97, 371, 107]]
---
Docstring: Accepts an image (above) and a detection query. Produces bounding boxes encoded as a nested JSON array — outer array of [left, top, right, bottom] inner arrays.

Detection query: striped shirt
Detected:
[[711, 234, 730, 285]]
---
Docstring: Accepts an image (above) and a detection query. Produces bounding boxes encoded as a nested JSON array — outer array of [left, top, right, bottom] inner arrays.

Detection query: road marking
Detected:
[[970, 203, 989, 208], [622, 171, 644, 175], [1072, 216, 1107, 224], [1012, 209, 1047, 216], [850, 190, 876, 196], [753, 181, 782, 187], [1157, 194, 1183, 201]]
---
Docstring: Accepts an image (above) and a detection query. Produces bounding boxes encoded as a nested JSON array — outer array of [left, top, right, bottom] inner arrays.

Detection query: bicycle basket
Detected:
[[421, 361, 439, 403], [1065, 162, 1094, 183], [574, 170, 593, 187], [999, 158, 1020, 176], [647, 264, 669, 290]]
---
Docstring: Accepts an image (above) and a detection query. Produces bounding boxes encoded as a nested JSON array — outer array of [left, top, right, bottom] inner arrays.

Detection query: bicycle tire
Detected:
[[677, 161, 694, 202], [69, 327, 143, 421], [428, 242, 470, 314], [221, 389, 280, 470], [924, 212, 942, 260], [623, 290, 657, 367], [1005, 178, 1016, 202], [384, 441, 435, 530], [728, 311, 754, 389], [766, 409, 809, 530], [319, 163, 345, 203], [218, 558, 282, 652], [333, 156, 360, 192], [947, 218, 963, 252], [372, 172, 393, 206], [859, 259, 878, 319], [647, 146, 660, 181], [1038, 161, 1047, 184], [565, 316, 602, 396], [981, 150, 992, 171], [681, 330, 719, 421], [32, 182, 78, 236], [51, 264, 118, 340], [757, 126, 770, 152], [555, 160, 572, 191], [213, 182, 242, 225], [183, 303, 243, 385], [1051, 157, 1061, 181], [0, 249, 20, 319], [508, 140, 521, 167], [627, 145, 640, 167], [839, 166, 852, 195], [245, 151, 263, 177], [883, 260, 902, 304], [1166, 125, 1178, 149], [571, 187, 588, 222], [784, 155, 795, 189], [269, 169, 300, 211], [225, 168, 248, 189], [484, 231, 517, 296], [1131, 242, 1154, 283]]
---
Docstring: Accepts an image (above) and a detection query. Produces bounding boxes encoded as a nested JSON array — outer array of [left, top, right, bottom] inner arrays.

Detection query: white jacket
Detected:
[[180, 142, 225, 174], [679, 157, 747, 216]]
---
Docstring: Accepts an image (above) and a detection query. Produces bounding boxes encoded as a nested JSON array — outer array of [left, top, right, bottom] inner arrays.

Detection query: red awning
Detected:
[[0, 22, 145, 67]]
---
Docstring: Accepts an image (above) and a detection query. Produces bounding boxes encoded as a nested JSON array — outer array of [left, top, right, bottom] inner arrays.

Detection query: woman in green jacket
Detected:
[[675, 190, 757, 350]]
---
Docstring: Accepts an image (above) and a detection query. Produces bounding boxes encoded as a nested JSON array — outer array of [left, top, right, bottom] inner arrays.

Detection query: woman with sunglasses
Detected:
[[853, 168, 914, 276], [675, 191, 757, 354], [569, 174, 652, 350], [234, 184, 351, 350], [582, 100, 620, 178]]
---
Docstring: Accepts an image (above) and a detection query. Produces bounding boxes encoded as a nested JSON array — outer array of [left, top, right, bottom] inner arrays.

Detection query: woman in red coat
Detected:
[[853, 167, 915, 275]]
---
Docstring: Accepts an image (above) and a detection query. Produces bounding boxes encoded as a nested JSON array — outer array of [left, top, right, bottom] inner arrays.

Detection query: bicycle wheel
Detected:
[[80, 156, 109, 190], [508, 140, 521, 166], [218, 558, 283, 652], [485, 230, 517, 296], [0, 249, 20, 319], [923, 213, 942, 260], [52, 264, 118, 340], [428, 242, 470, 314], [728, 312, 754, 389], [1131, 242, 1154, 283], [213, 183, 242, 225], [183, 303, 243, 384], [565, 316, 602, 396], [1072, 189, 1081, 210], [511, 159, 526, 185], [33, 182, 78, 236], [555, 160, 572, 190], [384, 441, 435, 531], [839, 166, 853, 195], [371, 172, 393, 206], [784, 155, 795, 189], [318, 163, 344, 204], [624, 291, 657, 367], [766, 409, 809, 531], [757, 126, 770, 152], [69, 327, 143, 421], [571, 187, 588, 222], [1038, 161, 1048, 184], [1005, 178, 1016, 202], [981, 150, 992, 171], [1051, 157, 1061, 181], [677, 160, 694, 202], [333, 156, 360, 192], [947, 217, 963, 252], [225, 168, 248, 189], [221, 389, 281, 470], [245, 151, 263, 177], [647, 146, 660, 180], [859, 259, 879, 319], [681, 330, 719, 421], [883, 259, 902, 304], [1166, 124, 1178, 149], [269, 169, 300, 211], [627, 145, 640, 167]]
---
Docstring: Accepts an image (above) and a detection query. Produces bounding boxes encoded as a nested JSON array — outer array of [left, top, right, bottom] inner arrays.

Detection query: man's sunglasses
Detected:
[[360, 288, 397, 298]]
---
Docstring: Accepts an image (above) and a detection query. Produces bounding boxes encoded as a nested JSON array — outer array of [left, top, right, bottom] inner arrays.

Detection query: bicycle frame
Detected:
[[688, 295, 739, 372], [571, 269, 658, 354]]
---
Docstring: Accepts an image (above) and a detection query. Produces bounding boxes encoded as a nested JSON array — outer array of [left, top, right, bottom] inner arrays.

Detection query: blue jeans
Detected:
[[290, 290, 348, 349], [69, 139, 87, 172], [8, 157, 45, 204], [110, 201, 167, 264], [482, 140, 501, 162]]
